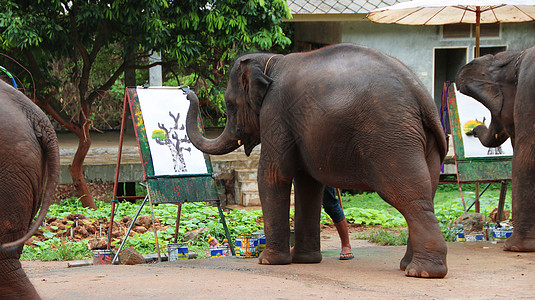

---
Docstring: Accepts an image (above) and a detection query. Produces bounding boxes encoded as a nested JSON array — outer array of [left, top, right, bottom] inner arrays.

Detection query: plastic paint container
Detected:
[[210, 245, 227, 257], [493, 228, 513, 241], [236, 234, 257, 258], [93, 250, 114, 265], [253, 231, 266, 253], [168, 242, 189, 261]]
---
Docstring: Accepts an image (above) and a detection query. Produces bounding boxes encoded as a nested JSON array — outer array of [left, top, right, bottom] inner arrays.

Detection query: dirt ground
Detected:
[[23, 230, 535, 300]]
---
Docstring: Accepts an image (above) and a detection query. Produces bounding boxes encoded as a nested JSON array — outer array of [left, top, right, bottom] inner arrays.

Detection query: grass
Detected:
[[20, 181, 512, 260], [356, 229, 409, 246], [342, 182, 512, 245]]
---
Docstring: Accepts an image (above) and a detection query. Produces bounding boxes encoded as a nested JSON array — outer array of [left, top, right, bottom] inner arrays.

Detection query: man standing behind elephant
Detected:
[[323, 186, 353, 260]]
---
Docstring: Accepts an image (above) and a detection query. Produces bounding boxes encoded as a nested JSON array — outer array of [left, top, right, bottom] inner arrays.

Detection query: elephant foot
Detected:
[[399, 253, 412, 271], [258, 248, 291, 265], [504, 233, 535, 252], [290, 249, 322, 264], [403, 258, 447, 278]]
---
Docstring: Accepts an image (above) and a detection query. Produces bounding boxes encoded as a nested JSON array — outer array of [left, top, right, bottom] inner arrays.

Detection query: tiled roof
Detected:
[[287, 0, 403, 14]]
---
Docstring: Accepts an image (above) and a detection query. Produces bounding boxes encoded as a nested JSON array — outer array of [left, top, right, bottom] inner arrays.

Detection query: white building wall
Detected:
[[340, 20, 535, 94]]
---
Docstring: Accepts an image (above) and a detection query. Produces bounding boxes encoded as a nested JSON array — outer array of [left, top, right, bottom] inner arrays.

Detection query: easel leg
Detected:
[[174, 203, 182, 244], [475, 183, 480, 213], [148, 194, 162, 262], [216, 200, 235, 256], [497, 180, 508, 223], [108, 89, 131, 250], [111, 195, 149, 265]]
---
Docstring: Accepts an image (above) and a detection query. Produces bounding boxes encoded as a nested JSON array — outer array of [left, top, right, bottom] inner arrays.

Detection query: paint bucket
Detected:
[[93, 250, 114, 265], [253, 231, 266, 254], [493, 228, 513, 241], [168, 242, 189, 261], [236, 234, 257, 258], [210, 245, 227, 257]]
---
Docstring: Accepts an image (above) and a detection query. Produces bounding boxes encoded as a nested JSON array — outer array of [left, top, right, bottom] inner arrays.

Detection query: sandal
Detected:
[[339, 252, 354, 260]]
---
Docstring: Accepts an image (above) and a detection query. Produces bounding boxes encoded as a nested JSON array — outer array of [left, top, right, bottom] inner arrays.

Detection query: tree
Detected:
[[0, 0, 291, 209]]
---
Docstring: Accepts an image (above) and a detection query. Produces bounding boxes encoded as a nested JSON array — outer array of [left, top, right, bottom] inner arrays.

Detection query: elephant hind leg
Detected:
[[291, 172, 323, 264], [380, 176, 447, 278], [400, 235, 413, 271], [0, 257, 40, 299]]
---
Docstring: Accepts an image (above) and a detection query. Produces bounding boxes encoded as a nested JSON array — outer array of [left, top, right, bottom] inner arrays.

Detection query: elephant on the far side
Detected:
[[456, 45, 535, 252], [0, 80, 60, 299]]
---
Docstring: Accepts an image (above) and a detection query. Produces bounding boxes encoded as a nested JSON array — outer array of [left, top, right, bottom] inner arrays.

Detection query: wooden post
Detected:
[[336, 188, 343, 209], [475, 183, 480, 213], [496, 180, 508, 223], [148, 193, 162, 262]]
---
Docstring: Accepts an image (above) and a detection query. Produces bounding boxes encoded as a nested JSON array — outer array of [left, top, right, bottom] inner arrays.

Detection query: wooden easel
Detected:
[[444, 82, 511, 221], [108, 86, 235, 262]]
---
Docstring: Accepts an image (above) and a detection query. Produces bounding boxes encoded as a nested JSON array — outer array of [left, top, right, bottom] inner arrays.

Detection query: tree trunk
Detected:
[[69, 123, 97, 209]]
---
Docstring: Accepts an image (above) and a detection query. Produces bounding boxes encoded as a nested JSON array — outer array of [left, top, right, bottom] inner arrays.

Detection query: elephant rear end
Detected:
[[278, 44, 447, 190], [0, 80, 60, 299]]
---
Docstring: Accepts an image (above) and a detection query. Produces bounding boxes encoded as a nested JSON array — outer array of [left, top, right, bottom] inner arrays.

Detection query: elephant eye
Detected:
[[226, 102, 236, 112]]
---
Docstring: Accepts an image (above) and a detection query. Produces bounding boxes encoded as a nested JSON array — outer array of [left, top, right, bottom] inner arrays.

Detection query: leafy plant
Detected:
[[21, 183, 515, 260], [355, 229, 409, 246], [22, 237, 91, 261]]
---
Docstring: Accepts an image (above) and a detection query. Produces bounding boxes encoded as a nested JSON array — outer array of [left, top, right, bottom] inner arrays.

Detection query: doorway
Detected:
[[434, 48, 467, 134], [434, 48, 467, 108]]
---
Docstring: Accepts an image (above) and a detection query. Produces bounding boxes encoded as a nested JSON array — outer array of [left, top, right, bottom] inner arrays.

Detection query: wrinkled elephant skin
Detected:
[[456, 45, 535, 252], [0, 80, 60, 299], [187, 44, 449, 277]]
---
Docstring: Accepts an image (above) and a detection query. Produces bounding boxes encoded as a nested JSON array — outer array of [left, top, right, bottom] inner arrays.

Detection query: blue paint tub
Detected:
[[168, 243, 188, 261]]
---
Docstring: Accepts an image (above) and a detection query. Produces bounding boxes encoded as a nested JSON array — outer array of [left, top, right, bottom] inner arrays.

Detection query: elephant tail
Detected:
[[0, 119, 60, 253], [422, 103, 448, 163]]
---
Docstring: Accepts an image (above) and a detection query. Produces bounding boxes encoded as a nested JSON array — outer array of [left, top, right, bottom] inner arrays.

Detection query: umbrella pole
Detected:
[[475, 6, 481, 58]]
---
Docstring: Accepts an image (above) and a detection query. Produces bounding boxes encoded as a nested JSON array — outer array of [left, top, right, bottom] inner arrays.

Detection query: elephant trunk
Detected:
[[471, 124, 510, 148], [186, 91, 240, 155], [0, 119, 60, 252]]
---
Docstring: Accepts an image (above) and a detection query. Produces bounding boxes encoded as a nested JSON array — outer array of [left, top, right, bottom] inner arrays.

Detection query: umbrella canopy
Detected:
[[367, 0, 535, 56]]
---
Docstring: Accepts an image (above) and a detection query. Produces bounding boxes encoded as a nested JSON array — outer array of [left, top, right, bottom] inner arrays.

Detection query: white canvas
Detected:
[[454, 84, 513, 158], [136, 87, 208, 176]]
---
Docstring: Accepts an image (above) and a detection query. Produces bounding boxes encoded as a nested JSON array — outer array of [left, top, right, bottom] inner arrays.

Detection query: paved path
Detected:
[[24, 236, 535, 299]]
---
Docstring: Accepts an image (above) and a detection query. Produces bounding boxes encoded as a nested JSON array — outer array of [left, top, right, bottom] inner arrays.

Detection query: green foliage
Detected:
[[345, 207, 406, 227], [0, 0, 292, 129], [21, 237, 91, 261], [355, 229, 409, 246], [22, 183, 514, 260]]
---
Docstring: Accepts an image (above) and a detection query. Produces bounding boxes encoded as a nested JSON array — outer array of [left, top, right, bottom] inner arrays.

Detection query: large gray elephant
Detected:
[[0, 80, 60, 299], [456, 45, 535, 252], [187, 43, 448, 277]]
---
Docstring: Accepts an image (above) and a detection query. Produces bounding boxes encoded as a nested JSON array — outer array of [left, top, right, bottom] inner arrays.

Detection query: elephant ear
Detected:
[[239, 59, 273, 114], [457, 55, 503, 115]]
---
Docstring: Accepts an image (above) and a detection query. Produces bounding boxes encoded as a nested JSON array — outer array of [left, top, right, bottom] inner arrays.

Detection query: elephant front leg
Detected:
[[257, 166, 293, 265], [504, 153, 535, 252], [291, 172, 323, 264]]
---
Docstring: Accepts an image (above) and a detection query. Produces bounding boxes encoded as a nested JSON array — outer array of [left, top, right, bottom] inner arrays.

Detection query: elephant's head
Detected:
[[455, 50, 523, 146], [186, 54, 274, 156]]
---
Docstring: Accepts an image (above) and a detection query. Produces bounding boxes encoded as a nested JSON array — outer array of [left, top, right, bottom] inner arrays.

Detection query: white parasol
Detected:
[[367, 0, 535, 57]]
